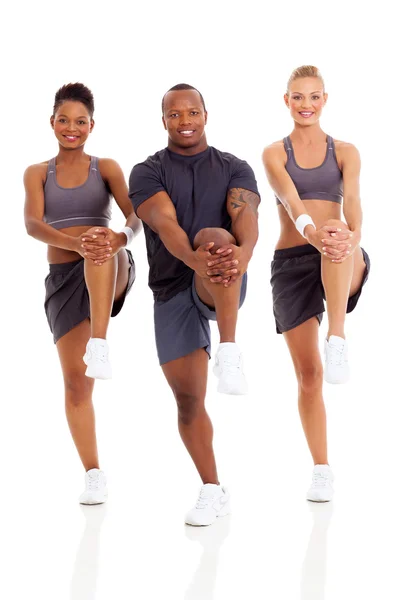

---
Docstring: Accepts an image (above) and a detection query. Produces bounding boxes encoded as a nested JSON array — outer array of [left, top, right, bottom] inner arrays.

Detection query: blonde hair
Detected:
[[287, 65, 325, 93]]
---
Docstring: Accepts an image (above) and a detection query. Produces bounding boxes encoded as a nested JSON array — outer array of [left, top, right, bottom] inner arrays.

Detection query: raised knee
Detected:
[[174, 391, 202, 425], [297, 364, 323, 393], [64, 373, 93, 405], [323, 218, 347, 230], [193, 227, 236, 252]]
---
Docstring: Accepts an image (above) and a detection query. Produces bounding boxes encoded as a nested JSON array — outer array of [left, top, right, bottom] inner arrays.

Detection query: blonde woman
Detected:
[[263, 66, 370, 501]]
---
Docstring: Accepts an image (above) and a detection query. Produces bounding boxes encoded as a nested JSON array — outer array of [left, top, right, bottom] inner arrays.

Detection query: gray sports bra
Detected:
[[275, 135, 343, 205], [43, 156, 112, 229]]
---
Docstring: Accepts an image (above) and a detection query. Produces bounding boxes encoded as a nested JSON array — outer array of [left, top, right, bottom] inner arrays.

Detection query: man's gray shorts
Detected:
[[154, 273, 247, 365]]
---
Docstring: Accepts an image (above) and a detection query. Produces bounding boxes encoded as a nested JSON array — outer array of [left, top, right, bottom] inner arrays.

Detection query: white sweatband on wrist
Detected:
[[295, 214, 316, 238], [121, 226, 134, 246]]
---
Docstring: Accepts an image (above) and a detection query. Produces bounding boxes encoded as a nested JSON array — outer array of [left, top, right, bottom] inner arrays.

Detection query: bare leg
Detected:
[[57, 319, 99, 471], [193, 228, 241, 343], [56, 251, 131, 469], [84, 249, 130, 339], [321, 219, 367, 339], [162, 349, 219, 484], [283, 318, 327, 465], [84, 257, 117, 339]]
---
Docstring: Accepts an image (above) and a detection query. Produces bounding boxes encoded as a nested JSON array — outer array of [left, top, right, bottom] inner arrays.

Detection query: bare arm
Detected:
[[136, 191, 198, 268], [340, 144, 363, 235], [99, 159, 142, 240], [23, 164, 79, 251], [227, 187, 260, 259], [262, 144, 315, 239]]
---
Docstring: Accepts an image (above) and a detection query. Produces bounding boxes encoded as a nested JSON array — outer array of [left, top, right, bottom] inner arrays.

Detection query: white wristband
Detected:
[[295, 214, 316, 238], [121, 226, 134, 246]]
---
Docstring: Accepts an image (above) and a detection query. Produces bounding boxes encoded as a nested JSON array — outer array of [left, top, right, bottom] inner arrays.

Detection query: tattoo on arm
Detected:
[[228, 188, 260, 213]]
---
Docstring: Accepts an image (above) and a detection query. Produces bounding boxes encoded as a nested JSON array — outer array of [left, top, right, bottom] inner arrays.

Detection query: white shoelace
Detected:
[[326, 343, 346, 366], [86, 472, 102, 492], [311, 472, 330, 489], [220, 353, 241, 375], [91, 343, 108, 364], [195, 487, 218, 509]]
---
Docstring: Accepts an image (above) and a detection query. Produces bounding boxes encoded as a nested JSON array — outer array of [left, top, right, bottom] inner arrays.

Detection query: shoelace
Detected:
[[91, 344, 108, 364], [87, 472, 101, 492], [311, 472, 330, 488], [220, 353, 241, 375], [195, 487, 217, 509], [326, 343, 346, 366]]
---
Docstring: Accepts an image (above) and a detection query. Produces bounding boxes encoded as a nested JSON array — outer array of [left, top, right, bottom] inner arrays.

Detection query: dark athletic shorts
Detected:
[[270, 244, 370, 334], [44, 249, 136, 343], [154, 273, 248, 365]]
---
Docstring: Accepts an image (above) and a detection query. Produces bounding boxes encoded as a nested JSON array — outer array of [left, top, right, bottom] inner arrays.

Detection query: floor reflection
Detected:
[[301, 502, 334, 599], [70, 504, 107, 600], [184, 516, 231, 599]]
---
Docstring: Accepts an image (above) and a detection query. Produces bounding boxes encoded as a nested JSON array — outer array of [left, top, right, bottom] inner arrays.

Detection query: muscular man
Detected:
[[129, 84, 260, 526]]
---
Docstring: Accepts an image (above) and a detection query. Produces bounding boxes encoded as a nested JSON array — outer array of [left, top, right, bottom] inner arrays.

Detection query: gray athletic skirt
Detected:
[[44, 250, 135, 343], [271, 244, 370, 333]]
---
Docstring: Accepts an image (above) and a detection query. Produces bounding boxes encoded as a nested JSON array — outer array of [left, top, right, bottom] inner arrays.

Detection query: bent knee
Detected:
[[323, 218, 348, 230], [173, 390, 203, 425], [193, 227, 236, 252]]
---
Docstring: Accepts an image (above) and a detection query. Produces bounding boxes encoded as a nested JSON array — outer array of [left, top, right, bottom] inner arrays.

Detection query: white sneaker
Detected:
[[83, 338, 112, 380], [213, 343, 248, 395], [324, 335, 349, 384], [307, 465, 334, 502], [79, 469, 108, 505], [185, 484, 231, 526]]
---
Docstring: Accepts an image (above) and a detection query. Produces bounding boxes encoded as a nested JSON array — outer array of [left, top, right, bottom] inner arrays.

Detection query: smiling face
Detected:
[[50, 100, 94, 149], [162, 89, 208, 154], [284, 77, 327, 126]]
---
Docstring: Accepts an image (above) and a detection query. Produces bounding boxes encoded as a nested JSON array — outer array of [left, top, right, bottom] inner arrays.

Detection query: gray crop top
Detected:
[[43, 156, 112, 229], [275, 135, 343, 205]]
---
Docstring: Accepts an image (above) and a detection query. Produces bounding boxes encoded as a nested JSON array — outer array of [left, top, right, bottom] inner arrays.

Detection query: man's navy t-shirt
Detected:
[[129, 146, 260, 302]]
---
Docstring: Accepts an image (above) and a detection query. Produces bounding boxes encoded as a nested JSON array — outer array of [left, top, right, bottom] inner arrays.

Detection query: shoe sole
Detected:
[[307, 498, 332, 503], [185, 502, 231, 527], [85, 366, 112, 380], [306, 491, 334, 502], [185, 512, 231, 527], [83, 352, 112, 380], [324, 375, 350, 385], [217, 382, 248, 395], [214, 366, 248, 395], [79, 493, 108, 505]]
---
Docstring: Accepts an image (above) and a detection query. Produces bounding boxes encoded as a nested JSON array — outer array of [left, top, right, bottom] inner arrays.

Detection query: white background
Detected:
[[1, 1, 398, 598]]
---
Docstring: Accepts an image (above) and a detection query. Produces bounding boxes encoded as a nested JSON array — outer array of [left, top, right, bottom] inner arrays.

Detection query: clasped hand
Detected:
[[75, 227, 126, 265], [309, 224, 360, 263], [192, 242, 250, 287]]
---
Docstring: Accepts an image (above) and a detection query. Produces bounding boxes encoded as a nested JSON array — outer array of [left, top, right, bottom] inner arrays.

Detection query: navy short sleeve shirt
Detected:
[[129, 146, 260, 302]]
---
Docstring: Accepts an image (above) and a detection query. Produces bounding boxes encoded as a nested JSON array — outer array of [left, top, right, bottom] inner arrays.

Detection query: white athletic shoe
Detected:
[[324, 335, 349, 384], [79, 469, 108, 505], [213, 343, 248, 395], [83, 338, 112, 380], [185, 484, 231, 526], [307, 465, 334, 502]]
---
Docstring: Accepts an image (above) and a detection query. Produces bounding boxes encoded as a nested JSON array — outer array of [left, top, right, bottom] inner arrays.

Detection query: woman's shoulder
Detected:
[[24, 160, 50, 182], [97, 157, 124, 179], [332, 139, 360, 164], [262, 140, 286, 164], [332, 138, 356, 148], [97, 157, 119, 167]]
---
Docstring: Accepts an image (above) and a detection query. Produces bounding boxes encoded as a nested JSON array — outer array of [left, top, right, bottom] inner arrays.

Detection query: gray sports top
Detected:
[[43, 156, 112, 229], [275, 135, 343, 205]]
